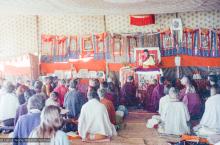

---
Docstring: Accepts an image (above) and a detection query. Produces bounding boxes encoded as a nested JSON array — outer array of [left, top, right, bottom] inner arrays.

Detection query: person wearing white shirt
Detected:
[[159, 87, 190, 135], [78, 91, 117, 141], [158, 85, 171, 117], [0, 82, 19, 126], [194, 86, 220, 136]]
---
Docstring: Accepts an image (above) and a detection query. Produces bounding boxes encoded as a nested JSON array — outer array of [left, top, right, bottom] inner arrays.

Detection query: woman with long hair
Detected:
[[29, 105, 69, 145]]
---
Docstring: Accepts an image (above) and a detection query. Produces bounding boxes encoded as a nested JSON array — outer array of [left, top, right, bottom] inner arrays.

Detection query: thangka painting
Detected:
[[134, 47, 161, 67], [113, 34, 122, 56], [160, 29, 173, 56], [69, 35, 79, 59], [127, 35, 138, 63], [41, 34, 56, 62], [81, 35, 94, 58], [94, 33, 106, 60], [55, 35, 68, 62], [182, 28, 194, 55], [200, 29, 210, 56]]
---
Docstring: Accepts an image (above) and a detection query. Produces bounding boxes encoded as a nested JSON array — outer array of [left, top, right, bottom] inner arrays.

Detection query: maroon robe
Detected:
[[179, 88, 202, 118], [120, 82, 137, 106], [143, 84, 157, 111], [146, 84, 164, 112]]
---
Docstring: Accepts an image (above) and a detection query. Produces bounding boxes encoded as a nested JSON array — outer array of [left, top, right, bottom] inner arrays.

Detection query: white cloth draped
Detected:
[[78, 99, 117, 140], [158, 95, 170, 118], [200, 94, 220, 132], [0, 92, 19, 121], [161, 101, 190, 135]]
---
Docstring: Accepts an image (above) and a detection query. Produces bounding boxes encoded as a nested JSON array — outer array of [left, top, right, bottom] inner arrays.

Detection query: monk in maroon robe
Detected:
[[147, 77, 165, 112], [179, 76, 202, 118], [120, 76, 137, 106], [143, 79, 157, 111]]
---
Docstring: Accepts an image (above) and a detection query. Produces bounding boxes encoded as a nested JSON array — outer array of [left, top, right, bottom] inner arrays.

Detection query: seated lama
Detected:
[[98, 88, 116, 125], [149, 77, 165, 112], [179, 76, 202, 118], [78, 91, 117, 141], [194, 86, 220, 136], [159, 87, 190, 135], [120, 76, 137, 106]]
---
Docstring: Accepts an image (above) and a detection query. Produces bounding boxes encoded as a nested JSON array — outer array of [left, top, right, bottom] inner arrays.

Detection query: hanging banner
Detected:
[[55, 35, 68, 62], [130, 15, 155, 26], [182, 28, 194, 55], [110, 33, 124, 62], [127, 35, 138, 63], [69, 35, 79, 59], [211, 30, 217, 57], [160, 29, 173, 56], [217, 30, 220, 57], [200, 28, 210, 57], [193, 29, 200, 56], [81, 35, 94, 58], [41, 34, 56, 62], [94, 33, 107, 60]]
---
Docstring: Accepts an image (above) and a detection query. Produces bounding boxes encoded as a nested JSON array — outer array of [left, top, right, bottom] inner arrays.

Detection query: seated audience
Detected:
[[144, 79, 157, 111], [42, 76, 53, 97], [149, 77, 165, 112], [45, 91, 60, 107], [14, 89, 34, 125], [64, 80, 86, 131], [194, 86, 220, 136], [29, 105, 69, 145], [13, 94, 45, 145], [54, 79, 68, 107], [100, 81, 114, 104], [158, 84, 172, 116], [78, 91, 117, 141], [0, 82, 19, 127], [98, 88, 116, 125], [179, 76, 202, 118], [159, 87, 190, 135], [16, 85, 28, 105], [120, 76, 137, 106]]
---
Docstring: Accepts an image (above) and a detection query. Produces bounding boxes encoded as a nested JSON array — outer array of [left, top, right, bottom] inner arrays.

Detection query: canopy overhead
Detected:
[[0, 0, 219, 15]]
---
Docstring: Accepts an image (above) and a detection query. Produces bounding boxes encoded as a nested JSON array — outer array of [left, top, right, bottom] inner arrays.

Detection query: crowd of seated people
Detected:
[[0, 70, 220, 144], [0, 77, 123, 144]]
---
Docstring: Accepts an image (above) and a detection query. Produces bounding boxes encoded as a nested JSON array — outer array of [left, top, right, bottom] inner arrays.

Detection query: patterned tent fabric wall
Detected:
[[0, 10, 220, 60]]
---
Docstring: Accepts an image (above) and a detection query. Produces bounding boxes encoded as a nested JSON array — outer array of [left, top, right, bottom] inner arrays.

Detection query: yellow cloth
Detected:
[[143, 56, 155, 68]]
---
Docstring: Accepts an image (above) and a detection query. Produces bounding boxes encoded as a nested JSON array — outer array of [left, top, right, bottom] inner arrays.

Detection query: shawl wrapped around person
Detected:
[[179, 86, 202, 118], [148, 83, 165, 112], [120, 79, 137, 106], [144, 83, 157, 111], [197, 93, 220, 135], [78, 99, 117, 140], [54, 83, 68, 107], [159, 87, 190, 135], [100, 98, 116, 125]]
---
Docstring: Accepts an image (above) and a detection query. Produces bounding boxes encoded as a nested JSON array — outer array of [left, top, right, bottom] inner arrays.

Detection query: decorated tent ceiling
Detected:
[[0, 0, 219, 15]]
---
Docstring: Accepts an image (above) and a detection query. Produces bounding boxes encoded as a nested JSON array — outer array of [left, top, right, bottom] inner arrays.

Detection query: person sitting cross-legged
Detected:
[[98, 88, 116, 125], [158, 87, 190, 136], [78, 91, 117, 141], [28, 105, 69, 145], [194, 86, 220, 136], [13, 94, 45, 145]]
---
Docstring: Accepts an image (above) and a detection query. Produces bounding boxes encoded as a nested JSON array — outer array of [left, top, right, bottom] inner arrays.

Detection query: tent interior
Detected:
[[0, 0, 220, 145]]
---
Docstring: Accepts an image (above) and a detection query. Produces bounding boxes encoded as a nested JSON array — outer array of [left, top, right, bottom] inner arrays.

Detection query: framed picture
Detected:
[[82, 36, 93, 52], [134, 47, 161, 67]]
